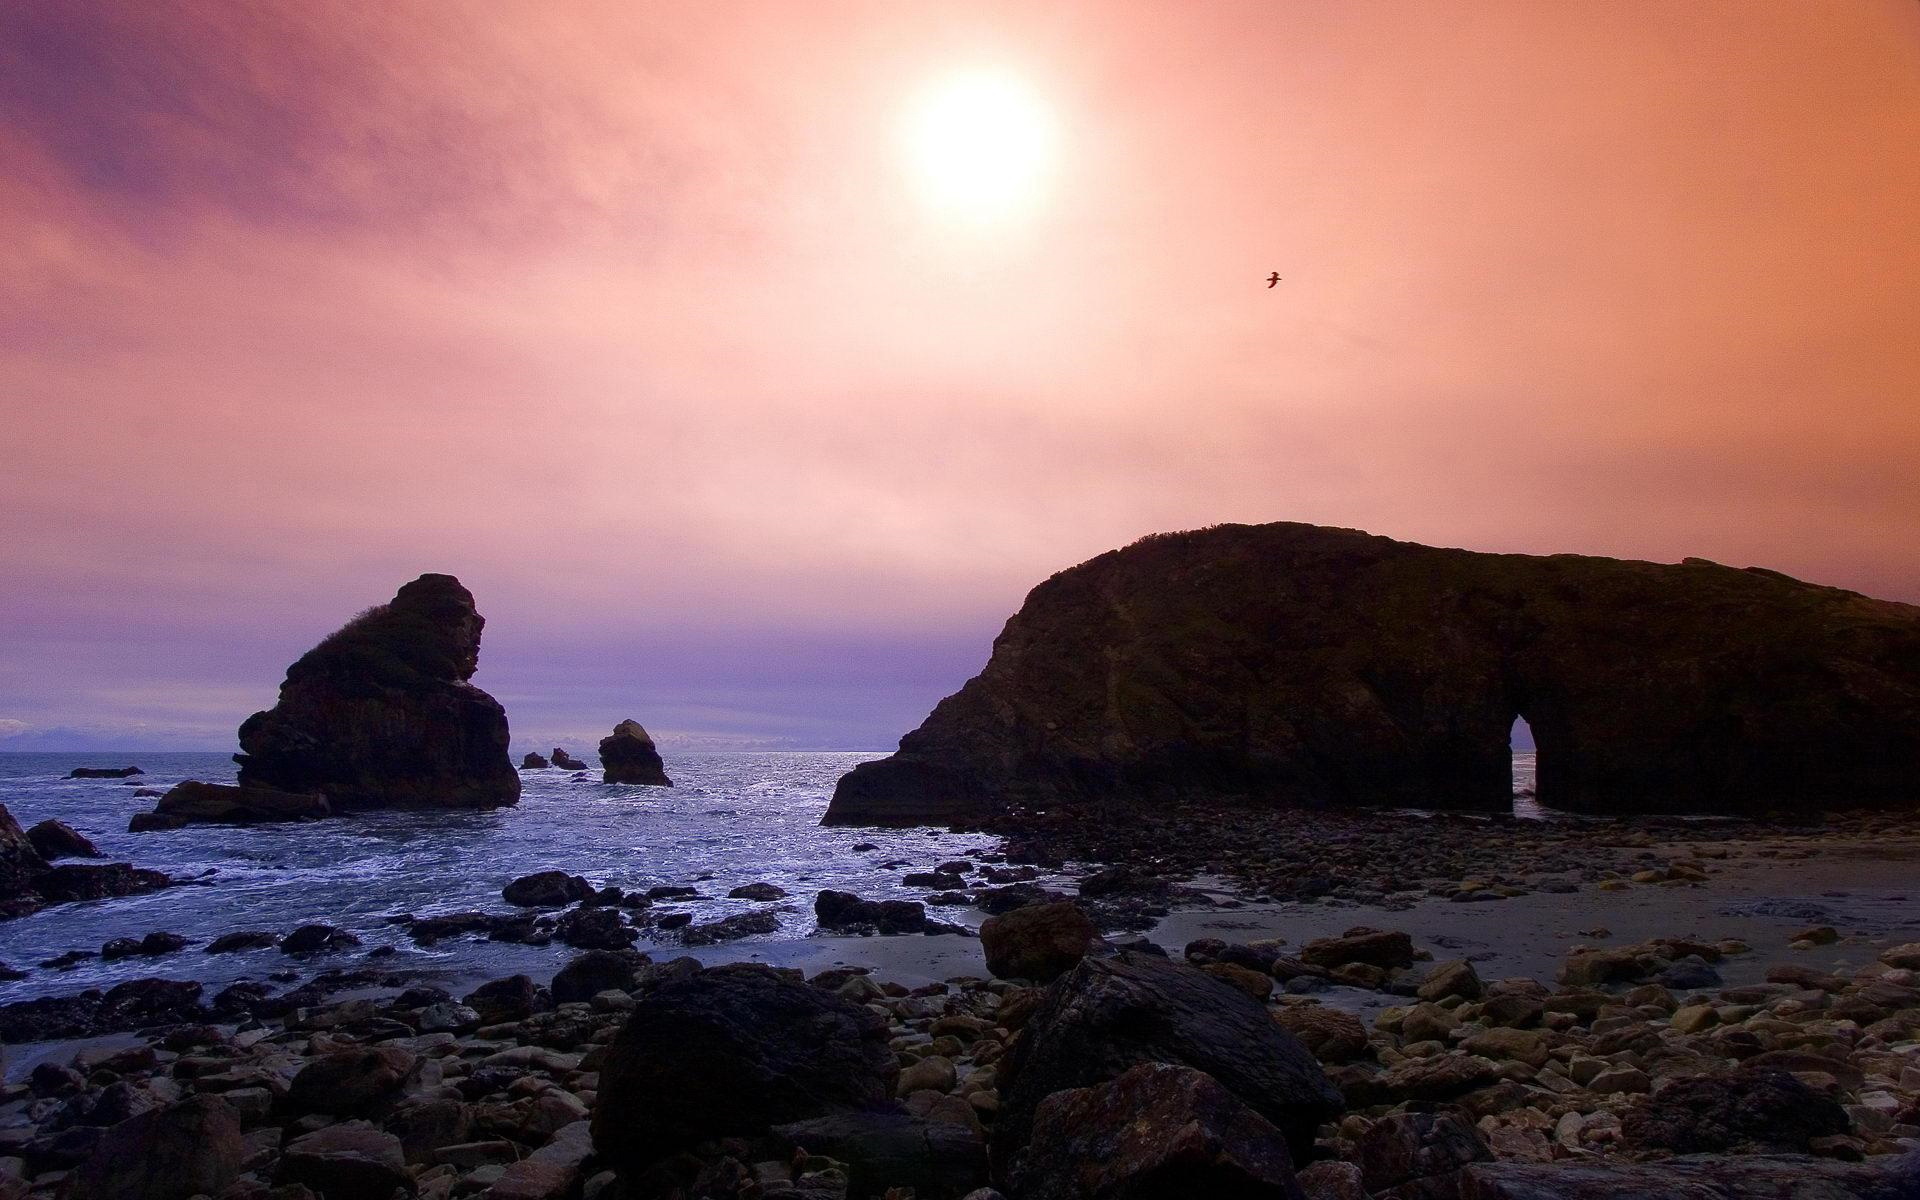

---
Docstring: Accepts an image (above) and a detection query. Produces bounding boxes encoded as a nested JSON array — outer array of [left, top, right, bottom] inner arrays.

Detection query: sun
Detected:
[[902, 70, 1056, 222]]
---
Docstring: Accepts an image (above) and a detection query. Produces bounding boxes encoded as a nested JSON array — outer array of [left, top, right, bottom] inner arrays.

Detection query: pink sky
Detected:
[[3, 1, 1918, 750]]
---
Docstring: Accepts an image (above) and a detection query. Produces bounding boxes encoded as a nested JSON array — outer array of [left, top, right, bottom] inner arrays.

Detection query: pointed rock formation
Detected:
[[826, 522, 1920, 825], [599, 720, 672, 786], [235, 573, 520, 811]]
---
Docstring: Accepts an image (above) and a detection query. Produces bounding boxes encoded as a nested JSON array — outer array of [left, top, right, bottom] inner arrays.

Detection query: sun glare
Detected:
[[903, 70, 1055, 222]]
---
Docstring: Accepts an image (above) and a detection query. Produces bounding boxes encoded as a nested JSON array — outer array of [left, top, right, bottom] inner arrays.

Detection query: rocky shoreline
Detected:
[[0, 807, 1915, 1198]]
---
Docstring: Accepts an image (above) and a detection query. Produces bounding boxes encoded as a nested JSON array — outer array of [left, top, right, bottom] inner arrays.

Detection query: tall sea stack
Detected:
[[826, 523, 1920, 825], [600, 720, 672, 786], [236, 573, 520, 811]]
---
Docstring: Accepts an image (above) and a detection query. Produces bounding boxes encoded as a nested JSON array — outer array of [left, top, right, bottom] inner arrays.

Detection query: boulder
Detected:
[[815, 889, 927, 934], [776, 1110, 988, 1200], [206, 930, 278, 954], [996, 952, 1342, 1170], [823, 523, 1920, 823], [1620, 1068, 1849, 1154], [60, 1094, 244, 1200], [464, 974, 545, 1023], [490, 1120, 594, 1200], [1358, 1112, 1491, 1199], [592, 963, 898, 1172], [286, 1045, 417, 1116], [276, 1121, 412, 1198], [1300, 929, 1414, 971], [279, 924, 359, 955], [234, 573, 520, 811], [129, 780, 330, 831], [979, 901, 1096, 982], [521, 752, 551, 769], [68, 765, 143, 778], [551, 748, 589, 770], [503, 870, 594, 907], [729, 881, 788, 900], [1013, 1062, 1306, 1200], [1418, 960, 1484, 1002], [599, 719, 672, 785], [0, 803, 50, 914], [551, 949, 642, 1004], [24, 819, 100, 860], [1273, 1005, 1369, 1063]]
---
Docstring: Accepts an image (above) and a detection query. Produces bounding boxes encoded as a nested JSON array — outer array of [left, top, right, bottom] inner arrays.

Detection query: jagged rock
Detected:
[[682, 909, 780, 945], [592, 963, 898, 1172], [996, 952, 1342, 1170], [1418, 960, 1484, 1002], [824, 523, 1920, 823], [491, 1120, 594, 1200], [979, 901, 1096, 982], [554, 906, 635, 950], [0, 803, 49, 915], [24, 819, 99, 860], [504, 870, 594, 907], [551, 747, 589, 770], [521, 751, 551, 769], [599, 719, 672, 786], [234, 573, 520, 811], [61, 1094, 244, 1200], [1358, 1112, 1491, 1199], [68, 765, 143, 778], [1621, 1068, 1849, 1154], [277, 1122, 412, 1198], [129, 780, 330, 831], [1013, 1062, 1305, 1199]]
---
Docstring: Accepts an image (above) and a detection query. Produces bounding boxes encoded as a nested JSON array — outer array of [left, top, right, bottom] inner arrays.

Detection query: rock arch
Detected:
[[825, 524, 1920, 825]]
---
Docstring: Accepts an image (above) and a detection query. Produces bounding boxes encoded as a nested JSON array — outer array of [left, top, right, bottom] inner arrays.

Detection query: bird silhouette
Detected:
[[1266, 272, 1281, 287]]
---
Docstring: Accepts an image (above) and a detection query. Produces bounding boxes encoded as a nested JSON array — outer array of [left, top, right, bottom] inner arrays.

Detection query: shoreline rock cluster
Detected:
[[0, 802, 171, 923]]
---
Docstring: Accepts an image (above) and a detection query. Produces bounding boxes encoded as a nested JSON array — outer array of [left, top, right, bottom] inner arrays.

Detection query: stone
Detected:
[[729, 882, 788, 900], [1013, 1063, 1306, 1200], [898, 1055, 957, 1096], [1670, 1003, 1717, 1034], [521, 752, 551, 769], [1273, 1005, 1369, 1063], [24, 819, 99, 860], [1460, 1028, 1547, 1068], [102, 931, 188, 959], [0, 802, 169, 918], [1357, 1112, 1490, 1197], [1417, 959, 1483, 1002], [276, 1122, 412, 1199], [1457, 1153, 1920, 1198], [814, 889, 927, 934], [504, 870, 595, 907], [234, 573, 520, 811], [996, 952, 1343, 1168], [1621, 1067, 1849, 1154], [592, 963, 898, 1171], [129, 781, 330, 831], [207, 930, 278, 954], [823, 523, 1920, 824], [1297, 1161, 1367, 1200], [280, 924, 359, 955], [1204, 961, 1277, 1000], [1877, 943, 1920, 970], [464, 974, 544, 1023], [776, 1110, 987, 1200], [599, 719, 672, 786], [1301, 929, 1414, 970], [979, 901, 1097, 982], [490, 1120, 594, 1200], [551, 949, 641, 1003], [551, 748, 588, 770], [1557, 949, 1652, 987], [286, 1045, 417, 1116], [554, 906, 635, 950], [68, 765, 143, 778], [61, 1094, 244, 1200], [1378, 1054, 1501, 1102]]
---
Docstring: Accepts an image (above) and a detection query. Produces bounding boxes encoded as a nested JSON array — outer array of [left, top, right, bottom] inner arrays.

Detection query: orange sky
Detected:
[[3, 1, 1917, 749]]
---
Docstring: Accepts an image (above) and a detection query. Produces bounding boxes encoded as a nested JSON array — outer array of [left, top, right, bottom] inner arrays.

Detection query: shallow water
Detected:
[[0, 751, 1048, 1002]]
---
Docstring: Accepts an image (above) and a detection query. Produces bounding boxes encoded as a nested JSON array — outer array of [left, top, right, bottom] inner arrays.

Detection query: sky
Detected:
[[2, 1, 1917, 753]]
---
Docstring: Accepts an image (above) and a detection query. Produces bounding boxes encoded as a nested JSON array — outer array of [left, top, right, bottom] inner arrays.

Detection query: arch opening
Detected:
[[1510, 715, 1544, 819]]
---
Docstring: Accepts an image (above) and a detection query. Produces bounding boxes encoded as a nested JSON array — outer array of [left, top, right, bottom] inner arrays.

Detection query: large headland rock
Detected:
[[825, 522, 1920, 826], [234, 573, 520, 811]]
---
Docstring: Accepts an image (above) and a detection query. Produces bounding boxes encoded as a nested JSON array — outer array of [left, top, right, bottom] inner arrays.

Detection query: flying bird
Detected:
[[1266, 272, 1282, 287]]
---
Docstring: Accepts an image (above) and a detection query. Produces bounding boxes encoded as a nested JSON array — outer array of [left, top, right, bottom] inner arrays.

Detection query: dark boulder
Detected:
[[1300, 929, 1414, 971], [1357, 1112, 1491, 1199], [68, 765, 143, 778], [824, 522, 1920, 823], [551, 747, 589, 770], [102, 932, 188, 960], [280, 924, 360, 955], [554, 906, 635, 950], [206, 930, 277, 954], [521, 752, 551, 769], [599, 719, 672, 786], [552, 949, 643, 1003], [129, 780, 330, 831], [464, 973, 546, 1023], [32, 861, 171, 904], [503, 870, 594, 907], [234, 573, 520, 811], [591, 962, 898, 1173], [0, 803, 50, 916], [1012, 1062, 1306, 1200], [996, 952, 1343, 1171], [61, 1094, 244, 1200], [1620, 1068, 1849, 1154], [286, 1045, 417, 1116], [25, 819, 99, 860], [682, 909, 781, 945], [776, 1110, 988, 1200], [276, 1122, 412, 1198], [979, 901, 1096, 982], [729, 881, 788, 900], [815, 889, 927, 934]]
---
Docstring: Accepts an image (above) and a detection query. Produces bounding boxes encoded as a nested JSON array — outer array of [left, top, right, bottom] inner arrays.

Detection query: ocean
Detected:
[[0, 750, 1040, 1003]]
